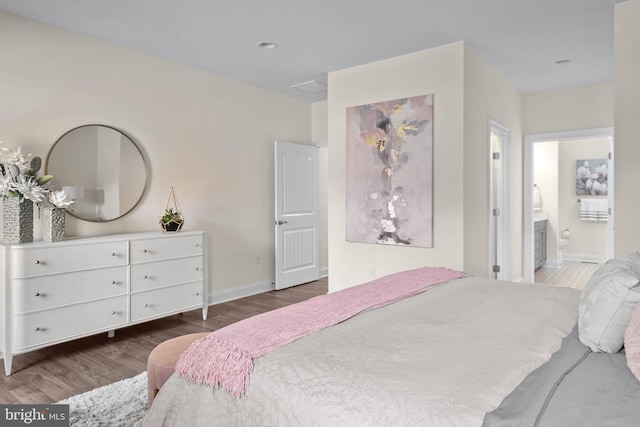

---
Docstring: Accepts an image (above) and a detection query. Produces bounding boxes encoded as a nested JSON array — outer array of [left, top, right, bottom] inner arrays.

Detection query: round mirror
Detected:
[[45, 124, 149, 222]]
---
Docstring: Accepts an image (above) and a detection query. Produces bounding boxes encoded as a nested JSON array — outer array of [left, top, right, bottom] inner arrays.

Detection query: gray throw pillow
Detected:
[[578, 252, 640, 353]]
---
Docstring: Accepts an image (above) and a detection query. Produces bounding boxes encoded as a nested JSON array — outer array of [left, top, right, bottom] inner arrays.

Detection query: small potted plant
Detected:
[[160, 207, 184, 232]]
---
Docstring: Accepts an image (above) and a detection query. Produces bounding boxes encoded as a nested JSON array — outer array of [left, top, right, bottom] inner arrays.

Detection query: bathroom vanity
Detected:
[[534, 219, 547, 270]]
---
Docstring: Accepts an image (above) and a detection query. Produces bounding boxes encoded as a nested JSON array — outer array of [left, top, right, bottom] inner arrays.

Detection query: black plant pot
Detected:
[[160, 220, 184, 232]]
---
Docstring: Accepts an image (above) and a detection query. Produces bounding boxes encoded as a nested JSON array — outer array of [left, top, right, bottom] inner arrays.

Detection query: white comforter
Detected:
[[141, 277, 579, 426]]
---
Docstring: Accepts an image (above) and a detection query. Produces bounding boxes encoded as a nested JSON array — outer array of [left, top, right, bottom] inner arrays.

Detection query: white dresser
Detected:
[[0, 230, 207, 375]]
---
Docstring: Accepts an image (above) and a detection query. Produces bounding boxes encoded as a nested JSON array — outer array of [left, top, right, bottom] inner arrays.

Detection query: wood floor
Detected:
[[0, 278, 328, 404]]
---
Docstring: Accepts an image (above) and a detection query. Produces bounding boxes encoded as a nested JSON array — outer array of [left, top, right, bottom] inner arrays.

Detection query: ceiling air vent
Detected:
[[290, 80, 327, 94]]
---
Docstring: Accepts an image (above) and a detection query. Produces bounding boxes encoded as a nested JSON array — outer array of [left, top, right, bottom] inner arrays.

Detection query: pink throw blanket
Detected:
[[176, 266, 464, 396]]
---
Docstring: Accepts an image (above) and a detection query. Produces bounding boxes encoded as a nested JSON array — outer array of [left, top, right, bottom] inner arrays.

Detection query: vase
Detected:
[[2, 197, 34, 244], [43, 207, 65, 242]]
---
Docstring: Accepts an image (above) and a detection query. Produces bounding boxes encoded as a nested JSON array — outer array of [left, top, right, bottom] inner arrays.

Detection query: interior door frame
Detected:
[[488, 120, 511, 280], [523, 127, 614, 283]]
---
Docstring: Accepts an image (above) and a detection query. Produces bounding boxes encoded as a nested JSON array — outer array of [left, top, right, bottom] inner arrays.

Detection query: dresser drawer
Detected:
[[11, 242, 128, 278], [12, 296, 127, 350], [130, 234, 204, 264], [130, 282, 203, 323], [12, 266, 128, 314], [130, 256, 203, 292]]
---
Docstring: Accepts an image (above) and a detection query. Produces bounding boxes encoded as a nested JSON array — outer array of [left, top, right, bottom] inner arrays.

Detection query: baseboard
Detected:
[[207, 269, 328, 307], [208, 280, 275, 306], [561, 253, 607, 264], [543, 260, 562, 269]]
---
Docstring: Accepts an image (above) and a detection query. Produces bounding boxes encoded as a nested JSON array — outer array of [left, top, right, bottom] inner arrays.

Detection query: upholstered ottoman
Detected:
[[147, 332, 209, 406]]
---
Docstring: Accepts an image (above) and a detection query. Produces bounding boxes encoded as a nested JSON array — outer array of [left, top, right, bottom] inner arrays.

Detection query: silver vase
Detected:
[[2, 197, 34, 244], [43, 207, 65, 242]]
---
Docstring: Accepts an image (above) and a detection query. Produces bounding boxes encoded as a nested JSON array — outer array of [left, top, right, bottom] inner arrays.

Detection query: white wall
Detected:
[[614, 0, 640, 256], [328, 42, 465, 291], [0, 11, 312, 296], [523, 83, 614, 135], [462, 46, 523, 280], [312, 101, 329, 274], [327, 41, 523, 291]]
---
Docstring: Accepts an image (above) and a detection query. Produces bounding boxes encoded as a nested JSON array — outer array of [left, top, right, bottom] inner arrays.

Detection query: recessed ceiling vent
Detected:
[[258, 42, 278, 50], [290, 80, 327, 94]]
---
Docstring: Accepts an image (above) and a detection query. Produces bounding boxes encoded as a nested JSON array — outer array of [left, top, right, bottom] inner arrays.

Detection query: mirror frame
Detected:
[[45, 124, 149, 223]]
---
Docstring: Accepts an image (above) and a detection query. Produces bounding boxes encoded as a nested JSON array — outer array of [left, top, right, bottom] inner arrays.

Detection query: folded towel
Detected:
[[533, 185, 542, 211], [580, 198, 608, 222]]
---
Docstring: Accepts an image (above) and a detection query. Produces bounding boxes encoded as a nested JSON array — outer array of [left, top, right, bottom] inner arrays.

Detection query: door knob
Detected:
[[276, 220, 288, 225]]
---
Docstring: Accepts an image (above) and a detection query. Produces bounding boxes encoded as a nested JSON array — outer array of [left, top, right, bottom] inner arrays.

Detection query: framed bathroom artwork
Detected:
[[576, 158, 608, 195]]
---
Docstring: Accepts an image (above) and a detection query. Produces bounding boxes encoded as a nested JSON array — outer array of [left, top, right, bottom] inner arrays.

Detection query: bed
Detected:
[[139, 265, 640, 426]]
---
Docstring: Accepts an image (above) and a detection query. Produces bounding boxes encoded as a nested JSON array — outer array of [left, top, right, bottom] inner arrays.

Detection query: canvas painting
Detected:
[[576, 159, 608, 195], [346, 94, 433, 247]]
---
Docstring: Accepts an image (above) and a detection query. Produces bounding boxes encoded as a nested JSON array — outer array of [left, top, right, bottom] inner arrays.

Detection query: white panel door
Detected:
[[275, 141, 321, 290]]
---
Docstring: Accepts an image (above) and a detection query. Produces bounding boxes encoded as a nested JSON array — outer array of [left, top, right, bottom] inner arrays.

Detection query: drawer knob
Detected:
[[143, 249, 148, 253], [195, 267, 200, 271], [143, 275, 148, 279], [195, 243, 200, 248], [111, 280, 116, 285], [196, 292, 200, 296], [34, 260, 40, 265], [143, 304, 149, 308], [35, 327, 41, 331], [35, 292, 41, 297], [111, 310, 116, 315], [111, 252, 116, 257]]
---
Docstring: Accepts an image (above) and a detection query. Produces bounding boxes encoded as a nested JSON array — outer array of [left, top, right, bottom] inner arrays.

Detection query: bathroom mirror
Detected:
[[45, 124, 149, 222]]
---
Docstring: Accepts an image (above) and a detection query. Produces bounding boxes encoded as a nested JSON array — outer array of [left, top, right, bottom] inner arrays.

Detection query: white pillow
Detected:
[[578, 253, 640, 353]]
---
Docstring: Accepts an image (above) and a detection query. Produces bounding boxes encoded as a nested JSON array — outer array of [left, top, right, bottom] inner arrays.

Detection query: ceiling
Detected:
[[0, 0, 623, 102]]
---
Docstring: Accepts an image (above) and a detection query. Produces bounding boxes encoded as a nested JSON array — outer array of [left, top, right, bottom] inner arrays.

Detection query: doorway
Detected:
[[489, 120, 510, 280], [523, 128, 614, 285]]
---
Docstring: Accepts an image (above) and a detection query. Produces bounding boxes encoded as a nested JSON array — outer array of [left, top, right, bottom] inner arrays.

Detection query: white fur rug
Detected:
[[57, 371, 147, 427]]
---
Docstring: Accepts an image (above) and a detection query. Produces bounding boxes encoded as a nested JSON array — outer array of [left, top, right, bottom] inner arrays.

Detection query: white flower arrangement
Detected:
[[0, 141, 52, 203], [47, 189, 76, 210], [0, 141, 78, 213]]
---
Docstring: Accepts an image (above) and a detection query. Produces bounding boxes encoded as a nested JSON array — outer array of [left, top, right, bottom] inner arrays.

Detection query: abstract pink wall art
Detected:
[[346, 94, 433, 247]]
